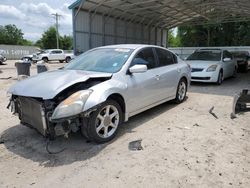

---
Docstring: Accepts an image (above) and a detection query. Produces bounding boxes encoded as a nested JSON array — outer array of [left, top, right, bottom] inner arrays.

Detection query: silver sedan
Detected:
[[8, 44, 191, 143]]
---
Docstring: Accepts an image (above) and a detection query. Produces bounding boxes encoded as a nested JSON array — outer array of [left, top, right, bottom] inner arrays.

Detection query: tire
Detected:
[[65, 57, 71, 63], [42, 57, 48, 63], [216, 70, 223, 85], [174, 78, 187, 104], [243, 63, 248, 73], [232, 67, 237, 78], [81, 100, 122, 143], [59, 60, 64, 63]]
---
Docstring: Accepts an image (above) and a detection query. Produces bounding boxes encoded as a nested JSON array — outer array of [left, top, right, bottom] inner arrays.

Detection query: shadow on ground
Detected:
[[0, 100, 178, 167]]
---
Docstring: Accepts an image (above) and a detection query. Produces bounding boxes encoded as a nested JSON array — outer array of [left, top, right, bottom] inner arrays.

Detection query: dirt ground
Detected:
[[0, 60, 249, 188]]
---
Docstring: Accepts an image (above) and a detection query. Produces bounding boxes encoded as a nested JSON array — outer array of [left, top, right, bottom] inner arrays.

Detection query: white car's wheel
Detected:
[[217, 71, 223, 85], [82, 100, 122, 143], [174, 78, 187, 104]]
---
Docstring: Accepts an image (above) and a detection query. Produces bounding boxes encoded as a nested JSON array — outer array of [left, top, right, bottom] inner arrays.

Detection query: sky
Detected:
[[0, 0, 76, 42]]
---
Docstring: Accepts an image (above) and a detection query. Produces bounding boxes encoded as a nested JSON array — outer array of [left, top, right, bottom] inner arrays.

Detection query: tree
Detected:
[[176, 21, 250, 47], [168, 29, 180, 47], [0, 24, 32, 45], [60, 35, 73, 50], [36, 27, 73, 50], [39, 26, 58, 49]]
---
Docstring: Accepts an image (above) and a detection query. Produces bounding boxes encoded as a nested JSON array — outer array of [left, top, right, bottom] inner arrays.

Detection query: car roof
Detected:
[[47, 49, 63, 51], [97, 44, 165, 50], [197, 48, 222, 51]]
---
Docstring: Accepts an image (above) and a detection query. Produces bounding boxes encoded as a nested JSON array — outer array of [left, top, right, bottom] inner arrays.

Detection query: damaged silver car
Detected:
[[8, 44, 191, 143]]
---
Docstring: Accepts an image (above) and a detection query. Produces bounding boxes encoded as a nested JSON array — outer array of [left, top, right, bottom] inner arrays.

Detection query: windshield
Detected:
[[187, 50, 222, 61], [64, 48, 133, 73]]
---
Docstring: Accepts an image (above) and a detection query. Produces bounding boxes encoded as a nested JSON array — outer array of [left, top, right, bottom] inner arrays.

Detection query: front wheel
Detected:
[[81, 100, 122, 143], [216, 71, 223, 85], [174, 78, 187, 104]]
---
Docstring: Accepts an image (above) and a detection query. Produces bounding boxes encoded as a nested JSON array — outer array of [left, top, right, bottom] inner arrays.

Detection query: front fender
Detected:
[[83, 79, 127, 112]]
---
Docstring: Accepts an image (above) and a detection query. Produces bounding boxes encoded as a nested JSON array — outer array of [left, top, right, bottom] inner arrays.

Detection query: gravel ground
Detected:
[[0, 60, 250, 188]]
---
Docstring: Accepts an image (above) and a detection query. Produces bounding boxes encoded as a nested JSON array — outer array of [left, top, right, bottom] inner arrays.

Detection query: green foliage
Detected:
[[60, 35, 73, 50], [168, 29, 180, 47], [0, 24, 33, 45], [35, 26, 73, 50], [176, 22, 250, 47], [38, 26, 58, 49]]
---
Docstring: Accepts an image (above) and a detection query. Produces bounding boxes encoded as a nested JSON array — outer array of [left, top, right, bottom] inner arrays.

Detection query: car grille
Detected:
[[191, 77, 211, 80], [18, 97, 47, 136], [191, 68, 204, 72]]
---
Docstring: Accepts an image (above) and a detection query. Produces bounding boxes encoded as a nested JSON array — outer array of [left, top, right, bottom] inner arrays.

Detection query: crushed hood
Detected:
[[8, 69, 112, 99], [186, 60, 220, 68]]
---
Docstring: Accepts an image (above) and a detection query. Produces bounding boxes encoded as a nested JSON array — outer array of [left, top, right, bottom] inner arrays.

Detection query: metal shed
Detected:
[[69, 0, 250, 54]]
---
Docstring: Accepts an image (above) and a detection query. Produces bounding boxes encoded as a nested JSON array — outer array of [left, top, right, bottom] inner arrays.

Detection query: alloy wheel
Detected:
[[95, 105, 119, 138], [178, 81, 186, 101]]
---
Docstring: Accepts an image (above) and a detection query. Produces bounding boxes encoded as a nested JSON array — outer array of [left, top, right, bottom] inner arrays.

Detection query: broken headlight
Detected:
[[206, 65, 218, 72], [51, 90, 93, 120]]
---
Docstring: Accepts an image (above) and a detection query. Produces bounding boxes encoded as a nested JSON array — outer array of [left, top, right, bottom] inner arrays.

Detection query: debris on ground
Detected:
[[209, 106, 218, 119], [231, 89, 250, 119], [128, 139, 143, 151], [175, 126, 191, 130], [193, 123, 201, 127]]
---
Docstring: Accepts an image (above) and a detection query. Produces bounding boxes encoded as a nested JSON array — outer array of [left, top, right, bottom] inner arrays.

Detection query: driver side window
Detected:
[[131, 48, 156, 69]]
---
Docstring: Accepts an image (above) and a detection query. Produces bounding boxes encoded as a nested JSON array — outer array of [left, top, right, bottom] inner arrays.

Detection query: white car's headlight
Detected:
[[206, 65, 218, 72], [51, 90, 93, 120]]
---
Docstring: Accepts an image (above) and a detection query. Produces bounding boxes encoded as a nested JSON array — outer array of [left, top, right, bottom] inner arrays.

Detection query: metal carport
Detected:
[[69, 0, 250, 54]]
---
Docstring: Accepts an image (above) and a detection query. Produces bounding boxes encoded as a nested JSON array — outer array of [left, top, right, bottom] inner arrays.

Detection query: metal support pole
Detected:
[[102, 13, 105, 46], [52, 13, 61, 49]]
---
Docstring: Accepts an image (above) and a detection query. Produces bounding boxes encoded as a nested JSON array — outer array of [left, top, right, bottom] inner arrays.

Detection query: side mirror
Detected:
[[223, 58, 231, 62], [129, 64, 147, 74]]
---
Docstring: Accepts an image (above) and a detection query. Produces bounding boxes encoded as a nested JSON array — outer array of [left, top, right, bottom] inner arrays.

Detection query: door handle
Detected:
[[155, 75, 160, 80]]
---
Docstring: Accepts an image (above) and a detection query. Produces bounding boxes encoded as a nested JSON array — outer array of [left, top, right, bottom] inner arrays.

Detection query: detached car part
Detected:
[[231, 89, 250, 118]]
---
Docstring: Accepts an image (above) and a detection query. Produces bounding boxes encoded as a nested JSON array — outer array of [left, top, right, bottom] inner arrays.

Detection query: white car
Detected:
[[33, 49, 74, 63], [186, 49, 237, 85]]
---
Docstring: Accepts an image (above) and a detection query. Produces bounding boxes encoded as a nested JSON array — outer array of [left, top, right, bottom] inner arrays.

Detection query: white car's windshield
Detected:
[[64, 48, 133, 73], [187, 50, 222, 61]]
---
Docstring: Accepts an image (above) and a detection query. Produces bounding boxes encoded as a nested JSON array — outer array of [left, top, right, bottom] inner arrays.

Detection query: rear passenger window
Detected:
[[155, 48, 176, 66], [132, 48, 156, 69]]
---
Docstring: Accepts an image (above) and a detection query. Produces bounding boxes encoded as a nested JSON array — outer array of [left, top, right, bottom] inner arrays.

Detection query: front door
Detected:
[[126, 47, 160, 113]]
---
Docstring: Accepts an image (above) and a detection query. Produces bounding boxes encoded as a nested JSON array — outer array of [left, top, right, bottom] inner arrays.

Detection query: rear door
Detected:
[[50, 50, 63, 60], [154, 47, 180, 100]]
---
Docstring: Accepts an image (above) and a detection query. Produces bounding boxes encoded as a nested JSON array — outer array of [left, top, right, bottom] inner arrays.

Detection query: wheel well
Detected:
[[42, 57, 48, 60], [180, 76, 188, 84], [107, 94, 126, 114]]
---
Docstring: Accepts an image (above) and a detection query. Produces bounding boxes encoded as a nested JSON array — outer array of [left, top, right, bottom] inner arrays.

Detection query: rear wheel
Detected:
[[174, 78, 187, 104], [81, 100, 122, 143], [217, 71, 223, 85], [65, 57, 71, 63], [42, 57, 48, 63]]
